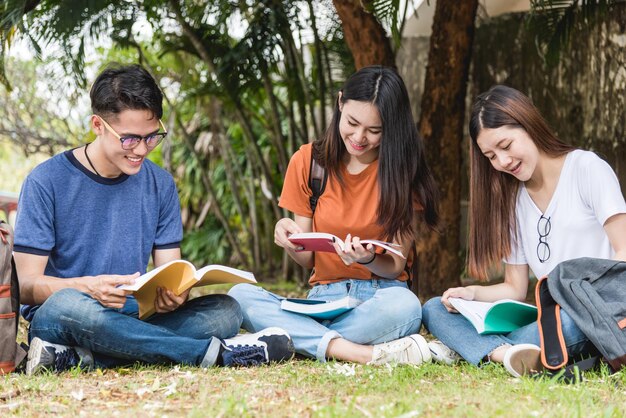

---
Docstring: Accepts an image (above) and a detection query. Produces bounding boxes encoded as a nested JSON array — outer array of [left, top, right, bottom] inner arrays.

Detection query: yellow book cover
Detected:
[[119, 259, 257, 319]]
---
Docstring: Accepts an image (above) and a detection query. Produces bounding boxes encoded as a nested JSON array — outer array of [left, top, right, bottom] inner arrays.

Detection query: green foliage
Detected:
[[0, 57, 85, 156], [528, 0, 614, 67], [365, 0, 407, 50], [0, 0, 396, 280]]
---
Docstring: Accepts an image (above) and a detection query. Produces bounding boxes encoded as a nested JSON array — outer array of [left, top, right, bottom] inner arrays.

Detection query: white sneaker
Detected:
[[368, 334, 432, 366], [503, 344, 543, 377], [428, 340, 462, 364]]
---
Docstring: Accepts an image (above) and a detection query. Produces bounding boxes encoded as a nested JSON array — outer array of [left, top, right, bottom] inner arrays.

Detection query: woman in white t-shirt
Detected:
[[422, 85, 626, 376]]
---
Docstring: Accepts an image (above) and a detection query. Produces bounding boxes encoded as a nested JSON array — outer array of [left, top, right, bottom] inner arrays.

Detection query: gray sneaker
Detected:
[[369, 334, 432, 366], [26, 337, 81, 375], [428, 340, 462, 364]]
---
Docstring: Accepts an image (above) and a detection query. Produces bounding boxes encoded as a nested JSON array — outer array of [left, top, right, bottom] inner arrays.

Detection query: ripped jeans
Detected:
[[228, 279, 422, 362], [422, 297, 596, 365]]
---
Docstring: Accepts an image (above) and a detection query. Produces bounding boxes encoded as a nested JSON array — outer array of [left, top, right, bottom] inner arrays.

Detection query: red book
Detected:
[[287, 232, 405, 258]]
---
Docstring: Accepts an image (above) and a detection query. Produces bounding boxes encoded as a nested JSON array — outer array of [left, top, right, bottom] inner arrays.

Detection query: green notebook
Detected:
[[448, 297, 538, 335]]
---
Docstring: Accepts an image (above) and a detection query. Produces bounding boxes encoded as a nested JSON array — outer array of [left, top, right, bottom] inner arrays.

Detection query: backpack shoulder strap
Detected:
[[536, 276, 568, 370], [308, 153, 327, 214], [0, 221, 26, 374]]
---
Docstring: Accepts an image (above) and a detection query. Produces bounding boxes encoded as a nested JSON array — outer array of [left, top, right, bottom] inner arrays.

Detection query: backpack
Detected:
[[308, 155, 418, 287], [0, 220, 27, 374], [535, 258, 626, 382]]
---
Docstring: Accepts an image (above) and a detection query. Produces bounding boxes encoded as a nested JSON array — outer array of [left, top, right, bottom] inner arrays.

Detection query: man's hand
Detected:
[[85, 273, 139, 309], [155, 288, 190, 313]]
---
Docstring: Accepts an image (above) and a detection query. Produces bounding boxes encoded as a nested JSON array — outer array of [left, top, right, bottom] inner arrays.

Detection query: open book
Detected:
[[280, 296, 362, 320], [287, 232, 404, 258], [448, 297, 538, 335], [119, 259, 257, 320]]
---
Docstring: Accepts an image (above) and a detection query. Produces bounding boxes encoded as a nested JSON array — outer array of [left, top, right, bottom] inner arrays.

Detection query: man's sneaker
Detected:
[[26, 337, 81, 375], [503, 344, 543, 377], [368, 334, 432, 366], [428, 340, 462, 365], [219, 327, 295, 367]]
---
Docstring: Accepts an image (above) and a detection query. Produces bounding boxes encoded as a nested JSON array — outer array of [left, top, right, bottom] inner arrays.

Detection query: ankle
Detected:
[[326, 338, 373, 364], [486, 344, 511, 363]]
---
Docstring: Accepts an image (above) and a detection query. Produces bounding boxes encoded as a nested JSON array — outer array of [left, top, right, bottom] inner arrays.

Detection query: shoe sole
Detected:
[[26, 337, 50, 375], [504, 344, 542, 377]]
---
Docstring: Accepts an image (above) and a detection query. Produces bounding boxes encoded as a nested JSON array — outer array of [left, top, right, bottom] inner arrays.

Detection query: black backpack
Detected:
[[308, 155, 418, 287], [0, 221, 27, 374]]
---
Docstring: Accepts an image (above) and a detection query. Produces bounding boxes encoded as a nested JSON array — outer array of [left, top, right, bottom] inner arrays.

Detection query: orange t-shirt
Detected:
[[279, 143, 410, 285]]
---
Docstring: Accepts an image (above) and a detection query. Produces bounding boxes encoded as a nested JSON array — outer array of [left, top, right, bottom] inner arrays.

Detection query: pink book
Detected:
[[287, 232, 405, 258]]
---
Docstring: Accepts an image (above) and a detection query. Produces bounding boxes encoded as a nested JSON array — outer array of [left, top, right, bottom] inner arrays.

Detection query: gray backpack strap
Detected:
[[0, 221, 26, 374], [308, 154, 327, 214]]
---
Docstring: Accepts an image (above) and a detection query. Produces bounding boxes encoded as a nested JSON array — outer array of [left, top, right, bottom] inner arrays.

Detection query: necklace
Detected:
[[84, 143, 101, 177]]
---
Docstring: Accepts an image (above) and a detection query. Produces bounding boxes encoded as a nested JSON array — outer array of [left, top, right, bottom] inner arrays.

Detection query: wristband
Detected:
[[357, 252, 376, 265]]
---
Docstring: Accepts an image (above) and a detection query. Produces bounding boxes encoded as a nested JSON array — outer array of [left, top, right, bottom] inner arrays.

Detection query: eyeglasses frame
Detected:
[[536, 215, 551, 263], [96, 115, 167, 150]]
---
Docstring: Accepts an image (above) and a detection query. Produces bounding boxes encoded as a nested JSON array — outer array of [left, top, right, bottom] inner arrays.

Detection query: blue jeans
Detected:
[[228, 279, 422, 362], [422, 297, 595, 365], [29, 288, 243, 368]]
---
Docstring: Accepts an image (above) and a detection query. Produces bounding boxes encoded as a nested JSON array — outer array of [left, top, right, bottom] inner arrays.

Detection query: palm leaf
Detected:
[[364, 0, 403, 48], [527, 0, 613, 66]]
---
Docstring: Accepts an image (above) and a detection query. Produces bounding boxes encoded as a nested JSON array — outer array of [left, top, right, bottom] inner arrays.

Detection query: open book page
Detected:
[[195, 265, 257, 285], [119, 260, 257, 320], [358, 239, 404, 258], [448, 298, 492, 332], [449, 298, 538, 334], [287, 232, 404, 258], [119, 259, 196, 293]]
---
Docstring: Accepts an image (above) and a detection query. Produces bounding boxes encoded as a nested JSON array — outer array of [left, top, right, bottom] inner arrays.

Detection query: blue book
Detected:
[[280, 296, 362, 320]]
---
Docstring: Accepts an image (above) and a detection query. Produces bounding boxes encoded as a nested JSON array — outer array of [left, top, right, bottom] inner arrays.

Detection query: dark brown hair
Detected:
[[313, 66, 438, 240], [468, 85, 575, 279]]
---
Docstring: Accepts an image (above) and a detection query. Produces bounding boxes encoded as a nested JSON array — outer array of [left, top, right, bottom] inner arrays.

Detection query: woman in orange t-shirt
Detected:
[[229, 66, 438, 365]]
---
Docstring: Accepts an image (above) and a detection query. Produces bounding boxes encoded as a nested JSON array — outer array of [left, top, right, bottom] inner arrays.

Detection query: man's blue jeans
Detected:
[[29, 288, 242, 368], [422, 297, 595, 365], [228, 279, 422, 362]]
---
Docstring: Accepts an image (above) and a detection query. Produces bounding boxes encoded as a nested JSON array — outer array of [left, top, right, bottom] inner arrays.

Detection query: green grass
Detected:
[[3, 282, 626, 417], [2, 360, 625, 417]]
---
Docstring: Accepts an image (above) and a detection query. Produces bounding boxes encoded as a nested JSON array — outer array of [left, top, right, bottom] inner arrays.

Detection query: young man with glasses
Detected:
[[14, 64, 293, 374]]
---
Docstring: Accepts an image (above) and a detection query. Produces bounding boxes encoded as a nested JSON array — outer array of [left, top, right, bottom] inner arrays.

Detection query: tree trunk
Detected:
[[416, 0, 478, 299], [332, 0, 395, 69]]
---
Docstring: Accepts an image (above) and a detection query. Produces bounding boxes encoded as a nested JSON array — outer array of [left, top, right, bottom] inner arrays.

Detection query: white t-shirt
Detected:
[[506, 150, 626, 278]]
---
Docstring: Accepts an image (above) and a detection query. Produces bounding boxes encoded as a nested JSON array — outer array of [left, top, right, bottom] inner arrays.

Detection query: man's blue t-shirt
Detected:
[[15, 150, 183, 321]]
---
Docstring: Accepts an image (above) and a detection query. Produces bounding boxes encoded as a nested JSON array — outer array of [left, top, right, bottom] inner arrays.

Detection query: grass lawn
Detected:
[[2, 282, 625, 417]]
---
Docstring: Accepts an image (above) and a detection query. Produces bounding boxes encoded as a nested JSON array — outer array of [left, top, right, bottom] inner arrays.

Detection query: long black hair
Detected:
[[313, 66, 438, 240]]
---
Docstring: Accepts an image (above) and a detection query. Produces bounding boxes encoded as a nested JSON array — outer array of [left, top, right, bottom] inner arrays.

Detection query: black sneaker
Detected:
[[219, 327, 295, 367], [26, 337, 81, 375]]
